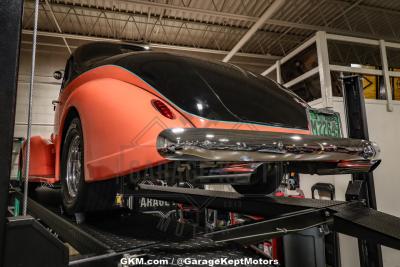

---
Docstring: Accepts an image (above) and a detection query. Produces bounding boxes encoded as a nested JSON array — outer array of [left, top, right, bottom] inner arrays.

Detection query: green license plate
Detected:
[[309, 109, 342, 138]]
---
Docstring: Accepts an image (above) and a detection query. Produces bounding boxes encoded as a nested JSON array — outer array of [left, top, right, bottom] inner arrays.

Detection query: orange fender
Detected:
[[57, 77, 193, 182], [22, 136, 55, 181]]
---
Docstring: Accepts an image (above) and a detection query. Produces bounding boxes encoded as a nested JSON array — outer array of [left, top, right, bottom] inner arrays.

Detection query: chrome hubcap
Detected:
[[66, 135, 81, 198]]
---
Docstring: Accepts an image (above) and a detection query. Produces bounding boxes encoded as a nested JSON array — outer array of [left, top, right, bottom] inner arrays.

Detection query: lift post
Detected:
[[342, 75, 383, 267], [0, 0, 24, 264]]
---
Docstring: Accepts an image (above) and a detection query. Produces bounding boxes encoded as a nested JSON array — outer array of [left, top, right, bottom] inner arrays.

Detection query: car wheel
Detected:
[[61, 117, 117, 214], [232, 164, 284, 195]]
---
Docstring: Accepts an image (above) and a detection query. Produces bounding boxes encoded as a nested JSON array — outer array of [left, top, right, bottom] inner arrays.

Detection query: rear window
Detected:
[[116, 53, 309, 129]]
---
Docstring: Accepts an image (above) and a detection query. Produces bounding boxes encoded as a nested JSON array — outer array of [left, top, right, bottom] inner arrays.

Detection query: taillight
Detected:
[[151, 99, 175, 119]]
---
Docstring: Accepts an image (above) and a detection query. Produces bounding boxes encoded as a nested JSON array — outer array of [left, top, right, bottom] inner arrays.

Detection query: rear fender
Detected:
[[21, 136, 56, 183], [57, 78, 193, 182]]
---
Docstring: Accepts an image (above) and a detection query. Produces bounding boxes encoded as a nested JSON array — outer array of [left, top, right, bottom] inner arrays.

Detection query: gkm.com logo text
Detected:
[[120, 256, 279, 266]]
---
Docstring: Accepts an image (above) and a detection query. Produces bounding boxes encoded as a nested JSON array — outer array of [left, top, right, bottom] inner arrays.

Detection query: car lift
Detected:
[[5, 179, 400, 267], [342, 75, 384, 267], [2, 1, 400, 267]]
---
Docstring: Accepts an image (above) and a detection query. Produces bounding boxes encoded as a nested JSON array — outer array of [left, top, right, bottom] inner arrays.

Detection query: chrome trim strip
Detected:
[[157, 128, 380, 163]]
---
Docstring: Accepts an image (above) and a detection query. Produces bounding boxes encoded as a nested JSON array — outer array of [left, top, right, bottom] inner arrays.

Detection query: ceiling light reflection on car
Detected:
[[196, 103, 204, 111], [290, 135, 302, 141], [172, 128, 185, 134], [219, 138, 229, 142], [206, 134, 215, 139]]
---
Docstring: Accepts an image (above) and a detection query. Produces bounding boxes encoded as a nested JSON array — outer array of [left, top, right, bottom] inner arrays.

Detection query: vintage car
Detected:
[[23, 42, 380, 214]]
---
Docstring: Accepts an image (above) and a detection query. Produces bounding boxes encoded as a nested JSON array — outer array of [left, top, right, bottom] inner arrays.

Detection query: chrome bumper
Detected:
[[157, 128, 380, 173]]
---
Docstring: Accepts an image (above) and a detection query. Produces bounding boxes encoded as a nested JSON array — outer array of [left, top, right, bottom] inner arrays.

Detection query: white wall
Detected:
[[11, 46, 68, 178], [16, 47, 68, 138], [302, 97, 400, 267], [363, 99, 400, 267]]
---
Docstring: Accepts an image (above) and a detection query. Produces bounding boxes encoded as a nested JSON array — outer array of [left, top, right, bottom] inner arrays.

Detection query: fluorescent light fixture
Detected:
[[350, 63, 362, 68], [206, 134, 214, 138]]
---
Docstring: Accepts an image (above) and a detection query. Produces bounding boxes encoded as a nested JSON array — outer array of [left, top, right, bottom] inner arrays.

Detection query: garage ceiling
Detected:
[[22, 0, 400, 71]]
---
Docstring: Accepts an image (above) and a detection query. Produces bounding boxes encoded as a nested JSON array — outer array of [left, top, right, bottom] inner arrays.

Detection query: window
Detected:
[[280, 44, 318, 84], [328, 40, 381, 67]]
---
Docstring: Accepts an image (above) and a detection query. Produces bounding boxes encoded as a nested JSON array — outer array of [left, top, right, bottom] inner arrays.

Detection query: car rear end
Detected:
[[119, 52, 380, 193]]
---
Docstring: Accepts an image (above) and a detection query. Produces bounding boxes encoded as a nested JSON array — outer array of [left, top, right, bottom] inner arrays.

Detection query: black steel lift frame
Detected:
[[0, 0, 24, 265], [11, 188, 281, 267], [7, 183, 400, 267], [134, 184, 400, 249], [343, 75, 383, 267]]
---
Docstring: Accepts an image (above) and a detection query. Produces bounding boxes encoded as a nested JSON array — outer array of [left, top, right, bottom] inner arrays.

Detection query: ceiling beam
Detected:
[[26, 1, 306, 41], [325, 0, 363, 27], [329, 0, 400, 17], [41, 0, 400, 43], [22, 29, 281, 60], [222, 0, 285, 62], [81, 0, 259, 22], [264, 18, 399, 42], [125, 0, 400, 24], [43, 0, 71, 53]]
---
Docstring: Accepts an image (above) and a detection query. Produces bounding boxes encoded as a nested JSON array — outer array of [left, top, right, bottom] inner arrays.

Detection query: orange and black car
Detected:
[[22, 42, 380, 214]]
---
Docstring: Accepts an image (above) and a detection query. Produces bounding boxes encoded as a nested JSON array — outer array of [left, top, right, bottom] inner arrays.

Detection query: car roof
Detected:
[[72, 42, 149, 67]]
